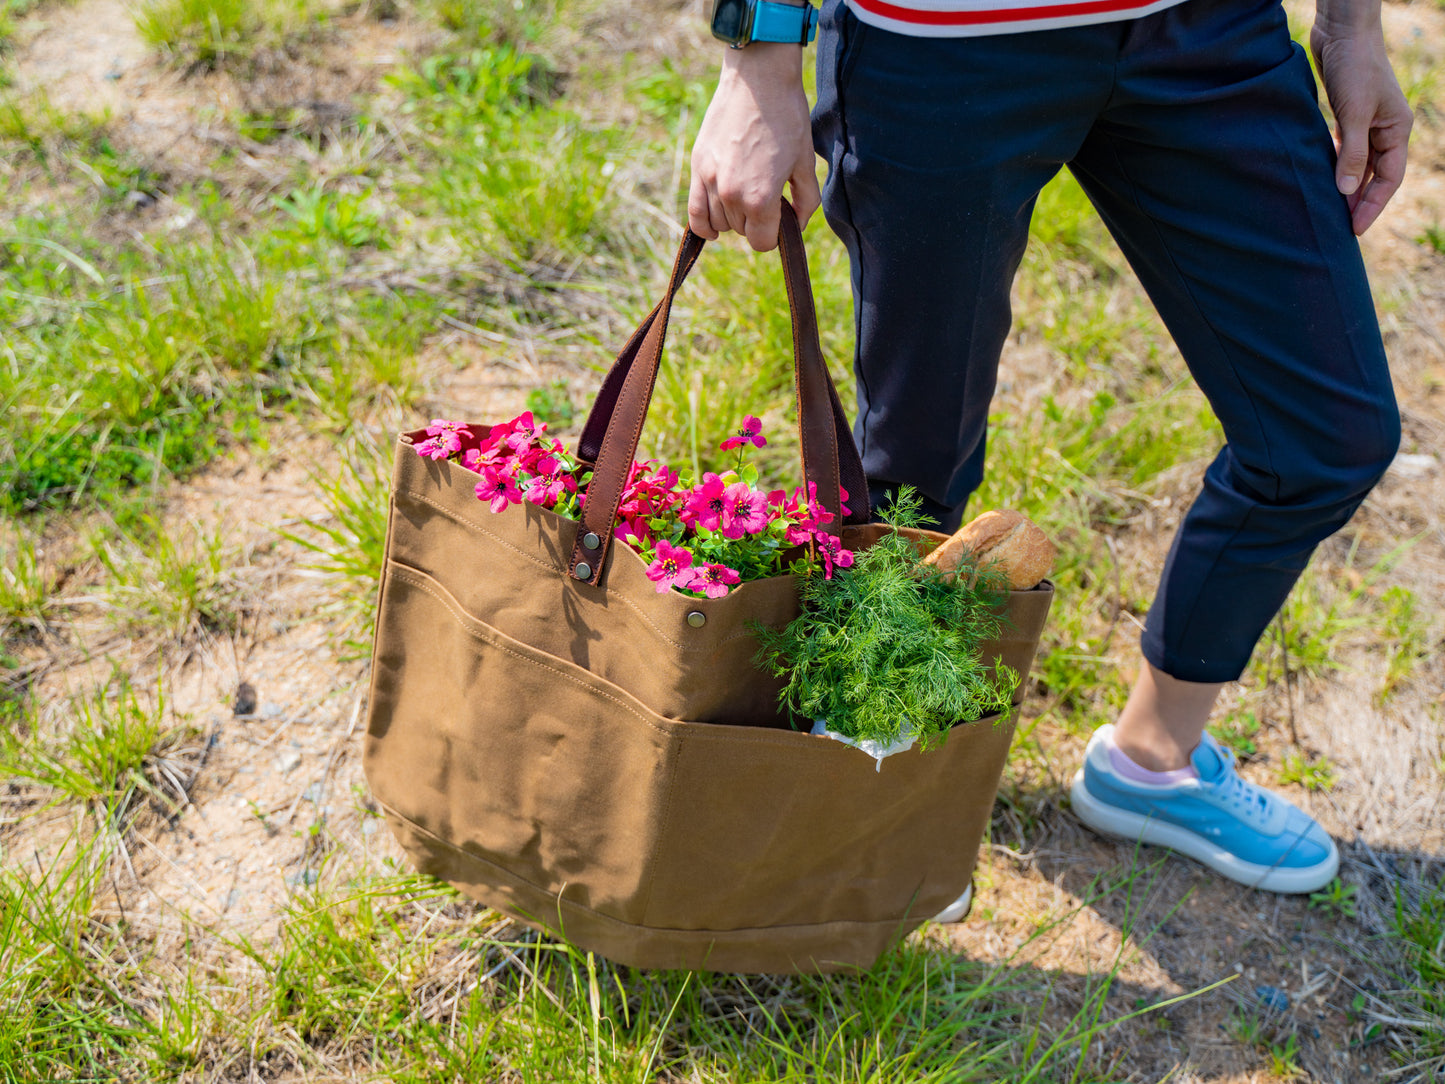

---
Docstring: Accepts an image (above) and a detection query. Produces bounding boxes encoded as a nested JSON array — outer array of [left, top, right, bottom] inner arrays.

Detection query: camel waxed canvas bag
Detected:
[[363, 209, 1053, 973]]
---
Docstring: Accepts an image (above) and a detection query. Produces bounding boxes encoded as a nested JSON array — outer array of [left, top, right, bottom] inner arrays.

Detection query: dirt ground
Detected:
[[4, 0, 1444, 1080]]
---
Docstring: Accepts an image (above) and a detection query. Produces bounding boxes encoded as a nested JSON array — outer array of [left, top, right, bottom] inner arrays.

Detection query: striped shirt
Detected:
[[845, 0, 1189, 37]]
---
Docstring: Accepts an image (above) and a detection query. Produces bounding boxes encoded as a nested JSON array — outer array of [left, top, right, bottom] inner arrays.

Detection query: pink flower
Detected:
[[690, 562, 740, 599], [416, 420, 470, 460], [502, 411, 546, 454], [462, 441, 508, 472], [814, 531, 855, 579], [619, 460, 681, 523], [720, 415, 766, 452], [717, 482, 769, 540], [784, 522, 814, 546], [416, 435, 456, 460], [795, 481, 836, 528], [617, 517, 651, 548], [645, 539, 696, 594], [680, 473, 728, 532], [426, 419, 471, 438], [523, 472, 568, 509], [475, 465, 522, 513]]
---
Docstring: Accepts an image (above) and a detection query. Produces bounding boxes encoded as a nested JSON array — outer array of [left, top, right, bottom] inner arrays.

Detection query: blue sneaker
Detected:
[[1069, 724, 1339, 894]]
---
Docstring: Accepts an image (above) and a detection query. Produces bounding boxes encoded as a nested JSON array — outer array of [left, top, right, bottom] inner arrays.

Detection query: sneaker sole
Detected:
[[1069, 769, 1339, 895], [930, 882, 974, 924]]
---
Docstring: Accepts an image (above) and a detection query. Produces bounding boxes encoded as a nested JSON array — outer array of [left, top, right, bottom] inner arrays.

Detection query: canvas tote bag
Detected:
[[363, 207, 1053, 973]]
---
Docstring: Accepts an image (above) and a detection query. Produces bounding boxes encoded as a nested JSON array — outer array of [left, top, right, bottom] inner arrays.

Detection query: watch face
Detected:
[[710, 0, 750, 43]]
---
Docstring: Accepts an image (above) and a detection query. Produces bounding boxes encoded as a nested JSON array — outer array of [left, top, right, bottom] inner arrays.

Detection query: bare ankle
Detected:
[[1110, 725, 1194, 772], [1112, 663, 1223, 772]]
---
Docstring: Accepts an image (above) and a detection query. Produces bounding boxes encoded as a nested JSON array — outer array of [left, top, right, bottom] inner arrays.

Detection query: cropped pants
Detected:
[[811, 0, 1400, 683]]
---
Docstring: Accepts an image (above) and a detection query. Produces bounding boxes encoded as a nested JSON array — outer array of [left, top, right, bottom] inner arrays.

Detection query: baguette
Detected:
[[922, 509, 1056, 590]]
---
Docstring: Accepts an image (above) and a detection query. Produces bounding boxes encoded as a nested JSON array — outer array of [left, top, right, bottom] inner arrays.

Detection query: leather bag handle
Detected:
[[567, 200, 869, 587]]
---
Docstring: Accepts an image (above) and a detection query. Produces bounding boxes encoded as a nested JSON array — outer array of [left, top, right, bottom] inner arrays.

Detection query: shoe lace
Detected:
[[1207, 745, 1273, 823]]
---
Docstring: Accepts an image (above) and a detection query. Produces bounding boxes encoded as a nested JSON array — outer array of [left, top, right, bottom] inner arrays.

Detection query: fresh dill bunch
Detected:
[[752, 488, 1019, 749]]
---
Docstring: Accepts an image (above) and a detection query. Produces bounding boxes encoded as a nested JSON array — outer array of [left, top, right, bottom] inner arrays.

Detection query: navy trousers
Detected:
[[811, 0, 1400, 684]]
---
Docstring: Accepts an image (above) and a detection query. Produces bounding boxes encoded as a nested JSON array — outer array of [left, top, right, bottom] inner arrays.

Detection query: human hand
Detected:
[[687, 44, 820, 252], [1311, 10, 1413, 235]]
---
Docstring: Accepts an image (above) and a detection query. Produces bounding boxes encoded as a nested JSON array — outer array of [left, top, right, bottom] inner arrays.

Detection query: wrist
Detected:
[[720, 41, 806, 83], [1313, 0, 1383, 39]]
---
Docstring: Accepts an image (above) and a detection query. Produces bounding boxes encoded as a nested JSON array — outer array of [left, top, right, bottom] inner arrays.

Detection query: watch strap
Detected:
[[750, 1, 818, 45]]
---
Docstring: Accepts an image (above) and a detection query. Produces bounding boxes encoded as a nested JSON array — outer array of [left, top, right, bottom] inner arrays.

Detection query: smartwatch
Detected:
[[710, 0, 819, 47]]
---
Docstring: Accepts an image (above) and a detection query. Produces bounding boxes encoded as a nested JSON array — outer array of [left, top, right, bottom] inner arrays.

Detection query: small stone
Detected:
[[302, 782, 324, 804], [285, 869, 319, 887], [1256, 985, 1290, 1012], [224, 889, 242, 910], [124, 190, 156, 210], [361, 819, 379, 836], [233, 682, 258, 716], [261, 703, 285, 719], [1390, 453, 1438, 480], [277, 752, 302, 774]]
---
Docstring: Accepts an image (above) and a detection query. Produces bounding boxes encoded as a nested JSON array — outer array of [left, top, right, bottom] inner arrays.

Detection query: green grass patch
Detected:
[[1389, 878, 1445, 1066], [214, 869, 1201, 1082], [1276, 750, 1337, 792], [0, 838, 153, 1081], [133, 0, 333, 69], [89, 515, 248, 641], [273, 183, 388, 249], [0, 526, 50, 636], [0, 202, 430, 513], [0, 674, 190, 822]]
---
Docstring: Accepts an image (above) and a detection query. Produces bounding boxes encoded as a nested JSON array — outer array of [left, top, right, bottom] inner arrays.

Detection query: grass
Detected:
[[280, 438, 391, 648], [0, 837, 152, 1081], [0, 853, 1214, 1081], [1388, 879, 1445, 1074], [0, 187, 434, 514], [0, 673, 192, 823], [89, 514, 248, 642], [133, 0, 333, 69], [0, 526, 49, 635], [1276, 751, 1338, 792]]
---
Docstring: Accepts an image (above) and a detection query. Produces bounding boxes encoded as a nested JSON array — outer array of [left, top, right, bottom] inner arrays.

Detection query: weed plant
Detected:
[[0, 675, 189, 824]]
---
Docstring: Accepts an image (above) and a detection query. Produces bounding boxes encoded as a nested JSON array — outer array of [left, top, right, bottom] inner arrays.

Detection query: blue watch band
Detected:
[[749, 1, 818, 45]]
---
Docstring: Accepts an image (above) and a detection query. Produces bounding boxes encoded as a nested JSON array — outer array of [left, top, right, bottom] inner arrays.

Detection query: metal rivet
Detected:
[[574, 562, 592, 581], [686, 611, 706, 628], [582, 532, 601, 551]]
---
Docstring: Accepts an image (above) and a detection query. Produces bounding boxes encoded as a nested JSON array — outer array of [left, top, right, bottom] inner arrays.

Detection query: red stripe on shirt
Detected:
[[849, 0, 1162, 25]]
